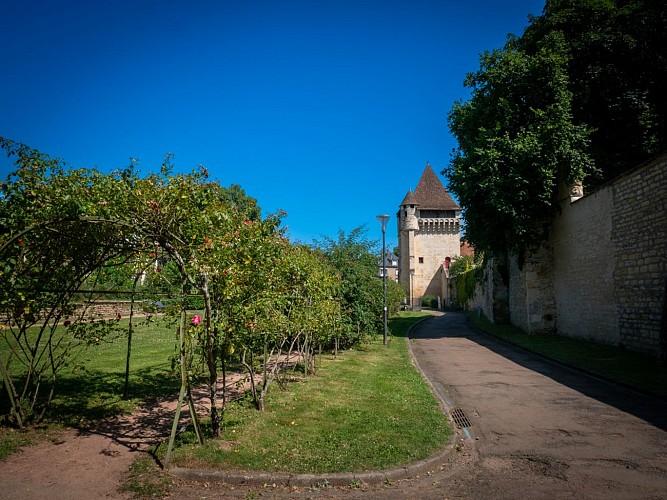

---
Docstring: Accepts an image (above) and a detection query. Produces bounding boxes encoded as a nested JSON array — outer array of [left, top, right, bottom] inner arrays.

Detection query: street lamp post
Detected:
[[376, 214, 390, 345]]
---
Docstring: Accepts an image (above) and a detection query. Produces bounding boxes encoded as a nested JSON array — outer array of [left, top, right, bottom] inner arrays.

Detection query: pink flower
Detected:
[[244, 220, 251, 226], [192, 315, 202, 326]]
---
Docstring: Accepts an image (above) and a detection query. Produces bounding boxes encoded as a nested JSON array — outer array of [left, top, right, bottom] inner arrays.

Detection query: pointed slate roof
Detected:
[[400, 189, 418, 206], [412, 164, 460, 210]]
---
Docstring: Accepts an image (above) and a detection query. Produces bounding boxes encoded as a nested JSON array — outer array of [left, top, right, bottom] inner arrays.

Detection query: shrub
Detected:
[[420, 295, 438, 308]]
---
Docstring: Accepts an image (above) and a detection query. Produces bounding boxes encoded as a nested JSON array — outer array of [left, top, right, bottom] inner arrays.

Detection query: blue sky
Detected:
[[1, 0, 545, 249]]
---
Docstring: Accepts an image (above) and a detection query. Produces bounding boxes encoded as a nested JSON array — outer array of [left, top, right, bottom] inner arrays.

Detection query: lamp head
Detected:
[[376, 214, 390, 231]]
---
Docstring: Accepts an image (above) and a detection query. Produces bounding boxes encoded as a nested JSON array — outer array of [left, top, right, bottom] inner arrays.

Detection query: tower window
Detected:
[[418, 257, 424, 264]]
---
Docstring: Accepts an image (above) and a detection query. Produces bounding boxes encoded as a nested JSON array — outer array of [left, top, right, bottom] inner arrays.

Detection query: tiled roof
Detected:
[[412, 164, 460, 210], [378, 251, 399, 268], [400, 189, 418, 206]]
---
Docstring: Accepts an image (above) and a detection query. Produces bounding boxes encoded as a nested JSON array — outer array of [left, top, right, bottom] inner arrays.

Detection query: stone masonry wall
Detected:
[[508, 245, 557, 334], [529, 152, 666, 356], [611, 154, 667, 355], [469, 152, 666, 358], [550, 187, 619, 344], [468, 257, 506, 323], [73, 301, 141, 320]]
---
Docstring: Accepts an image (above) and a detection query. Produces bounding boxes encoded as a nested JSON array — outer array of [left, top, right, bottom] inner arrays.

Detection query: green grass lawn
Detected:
[[0, 315, 181, 457], [164, 312, 451, 473], [2, 312, 451, 474], [471, 313, 667, 399], [45, 316, 183, 425]]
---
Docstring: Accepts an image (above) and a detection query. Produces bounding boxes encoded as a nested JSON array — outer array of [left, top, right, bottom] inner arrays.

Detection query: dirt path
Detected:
[[0, 371, 250, 500]]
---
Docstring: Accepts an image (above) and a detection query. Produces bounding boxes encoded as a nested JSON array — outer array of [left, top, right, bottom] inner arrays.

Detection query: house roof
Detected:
[[378, 251, 399, 268], [407, 164, 460, 210], [400, 189, 418, 206]]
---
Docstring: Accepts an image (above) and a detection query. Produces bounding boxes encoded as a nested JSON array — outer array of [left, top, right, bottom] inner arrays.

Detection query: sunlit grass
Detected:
[[1, 316, 182, 427], [164, 312, 451, 473], [2, 312, 451, 474]]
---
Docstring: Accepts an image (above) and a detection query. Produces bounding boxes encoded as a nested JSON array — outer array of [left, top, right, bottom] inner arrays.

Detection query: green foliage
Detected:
[[448, 254, 475, 277], [521, 0, 667, 186], [315, 228, 386, 346], [449, 255, 481, 308], [446, 32, 595, 256], [386, 278, 406, 315], [420, 295, 438, 308], [163, 313, 450, 474], [455, 270, 477, 308], [447, 1, 666, 257], [0, 139, 140, 425]]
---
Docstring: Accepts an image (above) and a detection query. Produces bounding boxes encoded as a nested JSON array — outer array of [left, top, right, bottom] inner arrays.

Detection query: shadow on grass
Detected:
[[389, 313, 432, 339], [410, 311, 667, 432], [45, 366, 181, 425]]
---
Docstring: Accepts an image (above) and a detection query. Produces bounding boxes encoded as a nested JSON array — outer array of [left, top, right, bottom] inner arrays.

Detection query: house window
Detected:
[[418, 257, 424, 264]]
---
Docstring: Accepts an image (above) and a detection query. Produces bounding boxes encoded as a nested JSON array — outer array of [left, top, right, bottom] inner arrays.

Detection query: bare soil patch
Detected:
[[0, 371, 251, 500]]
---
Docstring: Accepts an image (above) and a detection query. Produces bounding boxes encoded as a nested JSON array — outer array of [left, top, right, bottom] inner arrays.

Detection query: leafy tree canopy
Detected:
[[315, 227, 396, 345], [521, 0, 667, 183], [445, 0, 666, 257]]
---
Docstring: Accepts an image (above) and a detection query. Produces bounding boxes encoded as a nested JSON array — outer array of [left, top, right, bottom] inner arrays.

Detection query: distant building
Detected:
[[377, 251, 399, 281], [460, 239, 474, 257], [397, 163, 461, 308]]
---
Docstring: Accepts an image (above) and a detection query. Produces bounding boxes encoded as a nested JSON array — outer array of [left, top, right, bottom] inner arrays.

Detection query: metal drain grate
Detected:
[[450, 407, 473, 428]]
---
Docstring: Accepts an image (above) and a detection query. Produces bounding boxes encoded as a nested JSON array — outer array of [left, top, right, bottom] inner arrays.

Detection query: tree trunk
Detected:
[[123, 272, 141, 398], [0, 351, 23, 428], [164, 306, 188, 467], [241, 349, 259, 410], [201, 278, 221, 437]]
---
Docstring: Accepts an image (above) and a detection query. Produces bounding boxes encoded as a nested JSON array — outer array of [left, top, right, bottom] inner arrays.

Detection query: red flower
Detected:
[[244, 220, 251, 226], [192, 315, 202, 326], [117, 313, 122, 321]]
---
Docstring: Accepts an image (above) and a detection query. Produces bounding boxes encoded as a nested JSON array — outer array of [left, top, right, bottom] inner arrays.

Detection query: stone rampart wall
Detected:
[[611, 154, 667, 355], [465, 257, 509, 324], [508, 245, 557, 334], [527, 152, 665, 356], [550, 186, 619, 344], [466, 152, 666, 358]]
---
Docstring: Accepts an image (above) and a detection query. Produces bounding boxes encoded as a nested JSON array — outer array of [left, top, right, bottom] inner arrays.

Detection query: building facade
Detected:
[[398, 164, 461, 308], [377, 251, 399, 281]]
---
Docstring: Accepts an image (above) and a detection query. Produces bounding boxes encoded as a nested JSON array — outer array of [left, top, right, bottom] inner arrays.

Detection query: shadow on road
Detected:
[[410, 312, 667, 432]]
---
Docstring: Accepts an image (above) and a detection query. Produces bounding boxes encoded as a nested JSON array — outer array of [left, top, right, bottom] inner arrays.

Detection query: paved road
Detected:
[[407, 311, 667, 499]]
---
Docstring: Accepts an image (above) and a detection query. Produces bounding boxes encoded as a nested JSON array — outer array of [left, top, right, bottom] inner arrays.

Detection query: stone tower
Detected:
[[398, 164, 461, 308]]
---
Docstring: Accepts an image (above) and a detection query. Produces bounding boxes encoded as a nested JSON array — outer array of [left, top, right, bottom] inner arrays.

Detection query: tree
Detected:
[[446, 0, 667, 257], [0, 139, 138, 425], [521, 0, 667, 185], [315, 227, 388, 346], [446, 32, 595, 256]]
